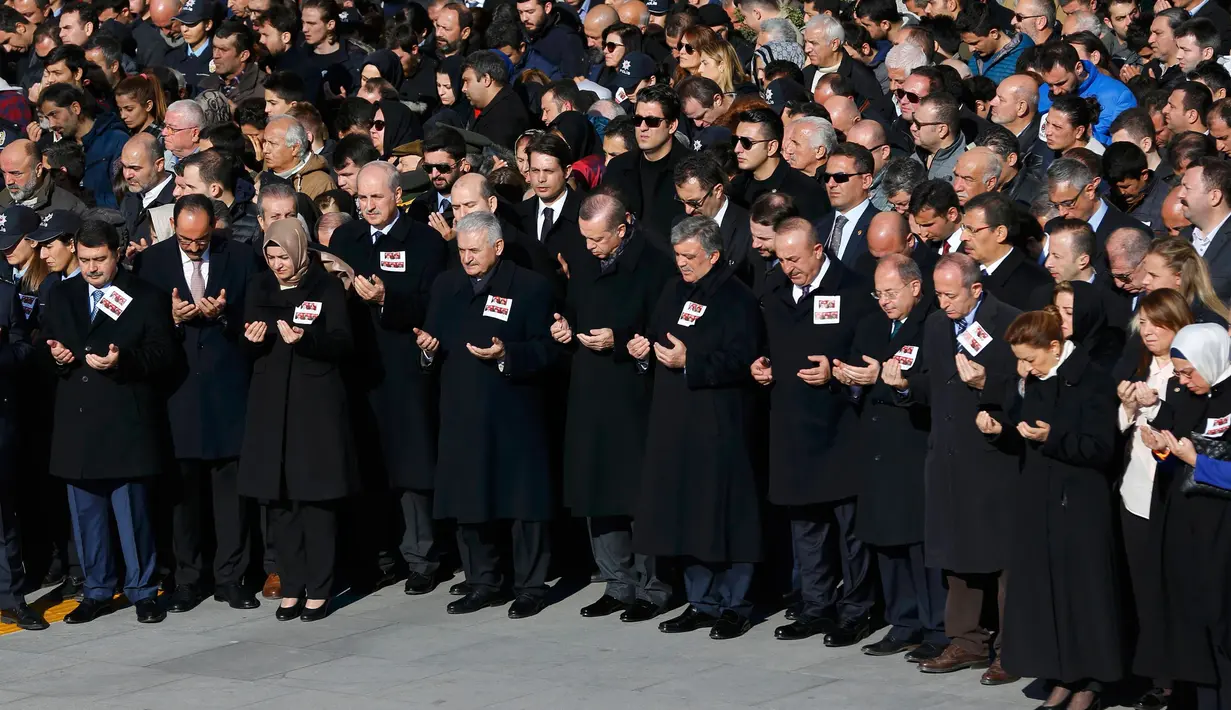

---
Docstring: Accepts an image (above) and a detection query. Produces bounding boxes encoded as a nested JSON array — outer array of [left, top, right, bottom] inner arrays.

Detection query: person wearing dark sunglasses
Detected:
[[911, 94, 966, 184], [602, 85, 691, 233], [730, 108, 830, 222], [817, 143, 877, 268], [406, 128, 469, 228], [1009, 0, 1056, 46]]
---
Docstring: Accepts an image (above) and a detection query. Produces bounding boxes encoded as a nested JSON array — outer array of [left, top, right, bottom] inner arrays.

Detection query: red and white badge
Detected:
[[813, 295, 840, 325], [483, 295, 512, 321], [1204, 414, 1231, 437], [892, 345, 918, 370], [379, 251, 406, 272], [293, 300, 322, 325], [677, 300, 706, 327], [19, 294, 36, 318], [957, 320, 993, 356], [96, 285, 133, 321]]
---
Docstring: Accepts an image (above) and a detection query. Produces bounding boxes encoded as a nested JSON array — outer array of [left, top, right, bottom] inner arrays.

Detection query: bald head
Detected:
[[149, 0, 181, 26], [617, 0, 649, 27], [585, 4, 618, 36], [124, 133, 162, 164], [823, 97, 861, 133], [450, 172, 498, 220], [953, 147, 1002, 204], [1162, 185, 1192, 237], [846, 120, 889, 170], [867, 212, 912, 258], [121, 133, 165, 193]]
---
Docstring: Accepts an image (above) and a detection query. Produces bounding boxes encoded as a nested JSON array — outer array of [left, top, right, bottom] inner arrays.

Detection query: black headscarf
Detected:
[[549, 111, 601, 162], [375, 100, 423, 159], [363, 49, 405, 91], [1067, 280, 1125, 371], [437, 55, 471, 115]]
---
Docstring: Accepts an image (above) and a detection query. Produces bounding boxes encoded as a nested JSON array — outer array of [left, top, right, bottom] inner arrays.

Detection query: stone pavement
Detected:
[[0, 582, 1048, 709]]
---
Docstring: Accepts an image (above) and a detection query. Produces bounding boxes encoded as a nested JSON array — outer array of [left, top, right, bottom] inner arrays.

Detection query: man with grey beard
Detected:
[[0, 139, 86, 215]]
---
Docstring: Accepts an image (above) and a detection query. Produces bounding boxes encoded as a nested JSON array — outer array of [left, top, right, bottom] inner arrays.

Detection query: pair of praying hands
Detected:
[[627, 333, 686, 369], [1117, 381, 1161, 414], [413, 328, 506, 361], [244, 321, 304, 345], [550, 314, 615, 351], [1139, 425, 1198, 465], [47, 340, 120, 371], [172, 288, 227, 325], [975, 411, 1051, 443]]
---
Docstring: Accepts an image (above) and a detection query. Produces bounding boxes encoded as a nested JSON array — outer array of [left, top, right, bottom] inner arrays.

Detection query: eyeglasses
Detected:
[[681, 42, 697, 55], [893, 88, 921, 103], [633, 115, 666, 128], [966, 224, 995, 235], [675, 184, 715, 210], [604, 41, 623, 52], [1013, 12, 1045, 22], [162, 124, 194, 134], [424, 161, 458, 174], [372, 119, 385, 131], [823, 171, 868, 184], [1047, 192, 1086, 210], [176, 234, 211, 248], [735, 136, 772, 150], [910, 119, 945, 129], [871, 289, 902, 301]]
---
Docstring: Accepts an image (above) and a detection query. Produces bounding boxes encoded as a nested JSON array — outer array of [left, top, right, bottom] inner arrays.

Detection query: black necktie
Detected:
[[540, 207, 554, 243], [798, 283, 811, 304]]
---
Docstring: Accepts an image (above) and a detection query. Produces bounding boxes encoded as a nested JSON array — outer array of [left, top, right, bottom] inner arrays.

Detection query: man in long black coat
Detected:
[[417, 211, 563, 620], [755, 217, 878, 646], [551, 192, 676, 622], [463, 51, 531, 149], [631, 215, 763, 641], [882, 253, 1022, 683], [40, 218, 181, 625], [132, 195, 261, 613], [600, 84, 689, 240], [837, 254, 947, 662], [329, 162, 450, 595]]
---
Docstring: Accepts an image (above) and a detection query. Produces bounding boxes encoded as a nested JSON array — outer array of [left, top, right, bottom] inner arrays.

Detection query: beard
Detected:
[[585, 46, 603, 68], [7, 176, 37, 202]]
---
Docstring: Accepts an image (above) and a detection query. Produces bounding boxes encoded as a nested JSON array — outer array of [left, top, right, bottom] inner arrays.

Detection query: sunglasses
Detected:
[[372, 119, 385, 131], [633, 115, 666, 128], [1013, 12, 1044, 22], [735, 136, 772, 150], [910, 119, 945, 129], [424, 162, 458, 174], [893, 88, 921, 103], [681, 42, 697, 55], [823, 171, 868, 184], [604, 41, 623, 52], [675, 184, 715, 210]]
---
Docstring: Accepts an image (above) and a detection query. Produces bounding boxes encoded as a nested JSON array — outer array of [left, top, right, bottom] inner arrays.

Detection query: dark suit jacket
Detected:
[[133, 236, 260, 460], [804, 54, 891, 118], [119, 174, 176, 247], [0, 281, 31, 474], [406, 188, 450, 227], [1194, 1, 1231, 55], [730, 159, 831, 222], [718, 200, 754, 286], [1093, 200, 1147, 257], [1183, 217, 1231, 303], [814, 201, 880, 271], [600, 139, 690, 241], [467, 85, 531, 150], [980, 247, 1052, 311]]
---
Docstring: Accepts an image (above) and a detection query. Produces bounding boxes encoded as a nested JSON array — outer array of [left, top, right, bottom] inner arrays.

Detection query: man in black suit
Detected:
[[1181, 0, 1231, 54], [909, 180, 966, 259], [815, 143, 880, 271], [673, 153, 753, 284], [40, 218, 181, 625], [1179, 156, 1231, 301], [601, 84, 689, 241], [514, 133, 584, 266], [1047, 158, 1147, 261], [118, 134, 175, 248], [1104, 225, 1152, 327], [327, 161, 451, 596], [131, 195, 261, 613], [960, 192, 1052, 311], [448, 174, 555, 281], [406, 128, 470, 228], [730, 108, 830, 222], [462, 50, 531, 149]]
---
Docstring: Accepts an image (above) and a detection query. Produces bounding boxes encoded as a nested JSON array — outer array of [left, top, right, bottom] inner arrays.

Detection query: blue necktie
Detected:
[[891, 320, 901, 338], [89, 289, 104, 321]]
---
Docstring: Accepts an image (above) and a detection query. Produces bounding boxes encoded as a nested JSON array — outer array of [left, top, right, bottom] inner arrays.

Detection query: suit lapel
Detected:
[[1202, 220, 1231, 266], [206, 238, 229, 298]]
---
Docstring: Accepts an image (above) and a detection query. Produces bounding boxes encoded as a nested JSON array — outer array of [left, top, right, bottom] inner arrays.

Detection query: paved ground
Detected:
[[0, 582, 1049, 709]]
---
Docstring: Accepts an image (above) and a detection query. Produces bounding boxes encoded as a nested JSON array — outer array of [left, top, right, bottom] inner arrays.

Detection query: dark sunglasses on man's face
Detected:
[[633, 115, 666, 128], [424, 162, 458, 174], [1013, 12, 1044, 22], [893, 88, 921, 103], [735, 136, 772, 150], [823, 171, 868, 184]]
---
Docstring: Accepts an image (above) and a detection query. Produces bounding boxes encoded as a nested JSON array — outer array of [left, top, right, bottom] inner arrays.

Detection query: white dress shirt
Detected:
[[1193, 210, 1231, 257], [834, 199, 872, 261], [1119, 357, 1174, 518], [142, 174, 174, 208], [981, 247, 1014, 275], [1088, 199, 1109, 234], [792, 258, 830, 303], [536, 191, 568, 241], [713, 198, 730, 228], [181, 247, 210, 286]]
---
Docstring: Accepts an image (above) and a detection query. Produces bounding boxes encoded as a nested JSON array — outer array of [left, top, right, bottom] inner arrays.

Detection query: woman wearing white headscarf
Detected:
[[1138, 323, 1231, 710]]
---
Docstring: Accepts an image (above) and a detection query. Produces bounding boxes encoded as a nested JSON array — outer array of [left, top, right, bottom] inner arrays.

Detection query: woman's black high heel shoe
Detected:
[[301, 599, 330, 622], [275, 599, 304, 621]]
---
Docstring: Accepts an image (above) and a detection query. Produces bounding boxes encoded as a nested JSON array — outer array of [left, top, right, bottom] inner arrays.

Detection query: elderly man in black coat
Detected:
[[551, 192, 676, 622], [882, 253, 1023, 684], [837, 254, 948, 662], [631, 215, 763, 641], [41, 219, 182, 625], [418, 211, 563, 620], [753, 217, 878, 646], [329, 161, 451, 596], [132, 195, 262, 613]]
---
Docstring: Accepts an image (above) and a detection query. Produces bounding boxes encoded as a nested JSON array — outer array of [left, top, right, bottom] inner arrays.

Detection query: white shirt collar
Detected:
[[982, 246, 1014, 275], [945, 226, 964, 254], [370, 211, 400, 240], [1037, 340, 1077, 381], [792, 257, 830, 301], [1191, 0, 1210, 14], [142, 173, 174, 209], [1194, 209, 1231, 250], [538, 190, 567, 217], [1088, 199, 1109, 232], [713, 197, 730, 227], [839, 198, 872, 223], [180, 247, 210, 266]]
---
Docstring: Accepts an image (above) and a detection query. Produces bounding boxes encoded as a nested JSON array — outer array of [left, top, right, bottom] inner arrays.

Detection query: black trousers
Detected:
[[1120, 502, 1170, 688], [398, 489, 439, 576], [171, 458, 251, 588], [457, 520, 550, 599], [0, 481, 26, 609], [588, 515, 670, 607], [18, 463, 79, 583], [877, 542, 948, 645], [267, 500, 337, 599], [791, 499, 875, 621]]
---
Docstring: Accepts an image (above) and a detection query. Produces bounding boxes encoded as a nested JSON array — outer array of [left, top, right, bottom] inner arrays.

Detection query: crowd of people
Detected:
[[0, 0, 1230, 706]]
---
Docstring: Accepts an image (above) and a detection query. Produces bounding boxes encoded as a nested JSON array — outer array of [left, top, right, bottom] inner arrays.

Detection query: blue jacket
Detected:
[[529, 14, 587, 79], [1037, 60, 1136, 145], [80, 111, 128, 209], [969, 32, 1032, 85]]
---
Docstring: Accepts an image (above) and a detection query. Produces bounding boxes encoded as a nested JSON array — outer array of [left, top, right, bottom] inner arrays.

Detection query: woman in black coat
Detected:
[[976, 308, 1123, 710], [1052, 280, 1125, 373], [238, 219, 359, 622]]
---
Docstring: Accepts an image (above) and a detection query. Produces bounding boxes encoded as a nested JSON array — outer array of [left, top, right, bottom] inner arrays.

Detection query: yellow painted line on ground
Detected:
[[0, 592, 150, 636]]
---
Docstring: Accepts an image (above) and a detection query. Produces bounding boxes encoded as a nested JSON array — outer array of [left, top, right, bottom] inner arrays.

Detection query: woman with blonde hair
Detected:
[[1141, 238, 1231, 326], [697, 41, 751, 95]]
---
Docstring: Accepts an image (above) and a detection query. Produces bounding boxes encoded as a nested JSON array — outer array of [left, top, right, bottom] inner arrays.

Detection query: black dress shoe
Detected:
[[774, 615, 836, 640], [1133, 688, 1169, 710], [64, 598, 110, 624], [862, 634, 920, 656], [904, 640, 948, 663], [214, 583, 260, 610], [41, 570, 65, 589], [135, 598, 166, 624], [301, 601, 329, 622], [580, 594, 627, 618], [824, 614, 874, 647], [710, 610, 752, 640], [619, 599, 661, 623], [2, 603, 48, 630], [404, 571, 437, 596], [275, 599, 304, 621], [448, 581, 470, 596], [57, 576, 84, 602], [658, 606, 717, 633], [167, 585, 202, 613], [508, 594, 547, 619], [783, 602, 801, 621], [446, 590, 508, 615]]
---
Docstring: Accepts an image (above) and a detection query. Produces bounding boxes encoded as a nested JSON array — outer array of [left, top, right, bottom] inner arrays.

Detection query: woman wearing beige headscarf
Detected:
[[237, 219, 359, 622]]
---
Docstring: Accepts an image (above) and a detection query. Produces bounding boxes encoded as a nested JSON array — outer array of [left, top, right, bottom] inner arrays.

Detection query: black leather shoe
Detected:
[[64, 598, 110, 624], [580, 594, 627, 618], [57, 576, 84, 602], [41, 570, 65, 589], [448, 581, 470, 596], [404, 571, 437, 596], [446, 590, 508, 615], [619, 599, 661, 623], [1133, 688, 1170, 710], [1, 603, 48, 630], [710, 610, 752, 640], [167, 585, 202, 613], [275, 599, 304, 621], [862, 634, 920, 656], [214, 583, 260, 610], [508, 593, 546, 619], [904, 641, 948, 663], [658, 606, 717, 633], [774, 615, 836, 640], [301, 601, 329, 622], [135, 598, 166, 624], [824, 614, 874, 647], [783, 602, 801, 621]]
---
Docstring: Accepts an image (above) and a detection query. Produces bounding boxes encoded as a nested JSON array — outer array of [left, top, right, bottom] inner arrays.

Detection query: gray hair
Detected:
[[588, 100, 626, 120], [883, 156, 927, 197], [257, 182, 297, 220], [805, 14, 844, 45], [761, 17, 801, 45], [358, 160, 400, 191], [270, 115, 310, 160], [165, 99, 205, 128], [1068, 10, 1113, 43], [1046, 156, 1094, 191], [456, 211, 504, 247], [670, 215, 723, 256], [792, 116, 837, 153], [317, 211, 352, 241], [1020, 0, 1057, 24], [935, 252, 981, 288], [1030, 192, 1061, 222], [879, 252, 923, 285], [579, 192, 627, 231], [1106, 225, 1153, 263], [885, 43, 928, 74]]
